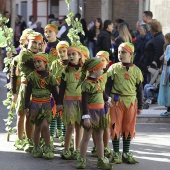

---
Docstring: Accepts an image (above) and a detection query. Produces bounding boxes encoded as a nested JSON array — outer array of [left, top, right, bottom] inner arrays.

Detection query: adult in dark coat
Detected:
[[143, 19, 164, 84], [96, 20, 114, 61]]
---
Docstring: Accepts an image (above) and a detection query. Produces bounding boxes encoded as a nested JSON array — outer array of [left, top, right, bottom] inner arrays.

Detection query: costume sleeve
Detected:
[[10, 61, 17, 94], [57, 73, 66, 105], [25, 80, 32, 109], [82, 91, 89, 115], [51, 85, 59, 104], [103, 92, 109, 102], [105, 77, 114, 96], [136, 81, 144, 110]]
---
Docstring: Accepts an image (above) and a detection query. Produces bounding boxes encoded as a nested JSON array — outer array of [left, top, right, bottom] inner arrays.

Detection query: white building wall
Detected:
[[150, 0, 170, 35]]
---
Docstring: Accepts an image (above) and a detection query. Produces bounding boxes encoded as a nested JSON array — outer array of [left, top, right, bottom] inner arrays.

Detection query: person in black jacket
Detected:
[[143, 19, 164, 84], [96, 20, 114, 61]]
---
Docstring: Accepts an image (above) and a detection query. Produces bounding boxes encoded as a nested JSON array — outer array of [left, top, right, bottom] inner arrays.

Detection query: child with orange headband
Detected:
[[105, 42, 143, 164], [76, 58, 113, 170], [50, 41, 69, 141], [90, 51, 112, 158], [15, 32, 44, 152], [24, 52, 59, 159], [57, 45, 84, 160], [44, 24, 59, 68]]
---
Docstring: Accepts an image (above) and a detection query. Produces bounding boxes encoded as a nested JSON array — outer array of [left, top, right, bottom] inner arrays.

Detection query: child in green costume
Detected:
[[50, 41, 69, 142], [24, 52, 59, 159], [57, 45, 84, 160], [76, 58, 113, 170], [105, 42, 143, 164]]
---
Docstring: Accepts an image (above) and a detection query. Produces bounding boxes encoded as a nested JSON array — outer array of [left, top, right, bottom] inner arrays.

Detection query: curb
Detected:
[[137, 117, 170, 123]]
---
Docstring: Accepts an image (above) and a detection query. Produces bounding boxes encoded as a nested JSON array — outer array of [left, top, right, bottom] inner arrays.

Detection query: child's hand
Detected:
[[160, 54, 165, 61], [84, 118, 91, 128], [57, 105, 63, 112], [106, 101, 113, 108], [12, 94, 18, 103], [24, 108, 29, 116], [137, 109, 142, 115], [164, 61, 167, 66], [41, 40, 47, 52]]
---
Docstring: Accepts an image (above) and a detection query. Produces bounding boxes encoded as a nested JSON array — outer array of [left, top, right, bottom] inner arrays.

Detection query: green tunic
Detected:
[[82, 79, 108, 130], [16, 49, 35, 113], [107, 62, 143, 108], [62, 67, 82, 125], [50, 59, 65, 84], [48, 48, 58, 68], [27, 71, 58, 125]]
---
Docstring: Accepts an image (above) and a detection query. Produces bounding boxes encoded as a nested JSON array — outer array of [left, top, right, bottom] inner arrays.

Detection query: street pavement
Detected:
[[0, 71, 170, 170]]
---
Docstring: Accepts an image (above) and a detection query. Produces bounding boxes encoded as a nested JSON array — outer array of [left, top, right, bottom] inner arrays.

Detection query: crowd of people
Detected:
[[1, 9, 170, 170]]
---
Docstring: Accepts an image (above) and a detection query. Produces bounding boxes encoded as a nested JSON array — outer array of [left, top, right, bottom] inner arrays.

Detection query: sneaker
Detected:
[[43, 146, 54, 159], [31, 146, 43, 158], [14, 139, 24, 150], [160, 112, 170, 117], [104, 147, 111, 158], [72, 150, 80, 160], [24, 138, 34, 153], [145, 99, 152, 104], [122, 152, 138, 164], [97, 157, 113, 170], [76, 157, 86, 169], [91, 147, 98, 157], [110, 151, 122, 164], [60, 149, 72, 159]]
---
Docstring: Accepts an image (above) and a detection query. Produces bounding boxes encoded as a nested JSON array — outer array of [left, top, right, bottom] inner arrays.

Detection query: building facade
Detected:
[[2, 0, 170, 34]]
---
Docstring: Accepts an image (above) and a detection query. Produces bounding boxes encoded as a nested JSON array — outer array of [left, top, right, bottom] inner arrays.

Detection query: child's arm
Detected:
[[82, 91, 91, 128], [24, 80, 32, 116], [11, 61, 18, 103], [57, 73, 66, 111], [51, 85, 59, 104], [105, 76, 114, 96], [136, 81, 143, 115]]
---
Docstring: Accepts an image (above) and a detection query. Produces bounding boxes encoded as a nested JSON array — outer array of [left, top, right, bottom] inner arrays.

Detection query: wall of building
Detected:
[[84, 0, 101, 25], [150, 0, 170, 35], [112, 0, 139, 30]]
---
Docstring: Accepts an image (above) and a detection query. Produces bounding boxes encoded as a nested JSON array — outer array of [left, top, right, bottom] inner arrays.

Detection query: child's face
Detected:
[[57, 47, 68, 61], [96, 56, 108, 69], [68, 50, 81, 65], [19, 39, 28, 49], [27, 39, 42, 53], [93, 66, 104, 78], [118, 46, 132, 63], [33, 58, 46, 71], [44, 28, 56, 42]]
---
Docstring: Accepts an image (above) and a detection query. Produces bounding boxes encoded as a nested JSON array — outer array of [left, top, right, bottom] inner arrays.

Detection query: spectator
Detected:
[[3, 11, 11, 28], [134, 24, 151, 71], [28, 15, 36, 29], [14, 15, 27, 47], [142, 11, 153, 25], [112, 18, 124, 39], [33, 21, 44, 37], [48, 14, 56, 24], [113, 22, 132, 63], [96, 20, 114, 61], [87, 18, 103, 58], [143, 19, 164, 84]]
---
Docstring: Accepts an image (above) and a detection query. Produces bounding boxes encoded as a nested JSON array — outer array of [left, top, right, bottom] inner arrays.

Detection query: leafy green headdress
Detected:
[[77, 58, 103, 88], [96, 51, 109, 62], [27, 32, 43, 42], [45, 24, 58, 33], [56, 41, 69, 49], [33, 52, 48, 63], [79, 45, 90, 60]]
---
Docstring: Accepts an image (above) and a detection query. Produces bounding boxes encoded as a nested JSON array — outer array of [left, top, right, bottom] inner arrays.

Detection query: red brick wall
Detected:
[[84, 0, 101, 25], [112, 0, 139, 30]]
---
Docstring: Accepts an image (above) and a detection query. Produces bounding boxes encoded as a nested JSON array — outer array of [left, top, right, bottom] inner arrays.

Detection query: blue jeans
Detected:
[[143, 84, 156, 99], [88, 41, 95, 58]]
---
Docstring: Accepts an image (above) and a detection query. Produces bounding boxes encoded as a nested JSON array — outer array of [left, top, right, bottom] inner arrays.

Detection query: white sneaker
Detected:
[[145, 99, 152, 104]]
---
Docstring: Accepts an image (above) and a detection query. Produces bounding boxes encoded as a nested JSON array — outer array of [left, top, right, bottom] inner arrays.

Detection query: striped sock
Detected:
[[49, 117, 57, 136], [112, 135, 120, 152], [123, 133, 131, 153]]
